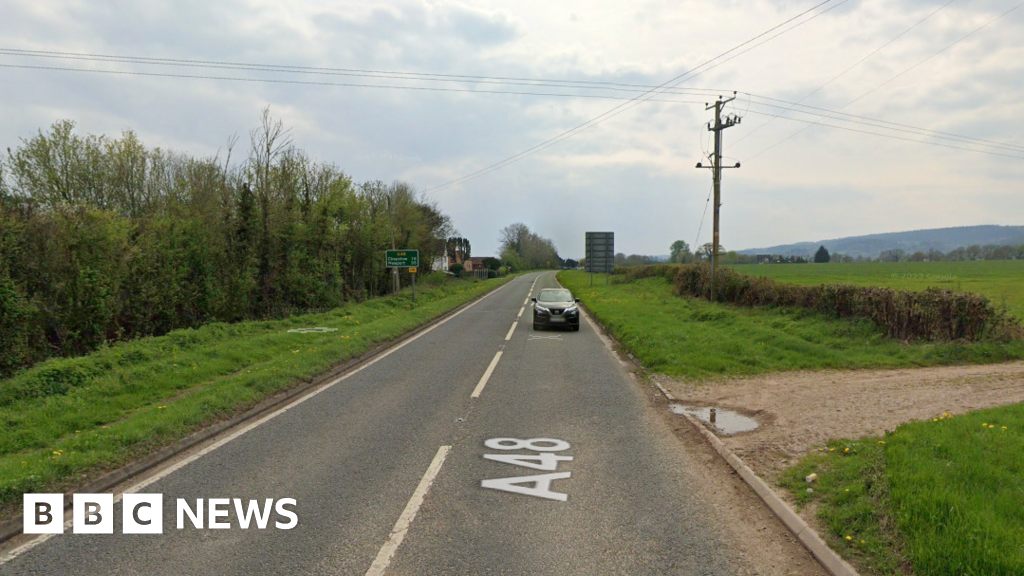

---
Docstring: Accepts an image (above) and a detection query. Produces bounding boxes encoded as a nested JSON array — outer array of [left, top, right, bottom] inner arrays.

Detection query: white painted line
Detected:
[[0, 282, 512, 566], [471, 351, 503, 398], [505, 322, 517, 341], [517, 307, 525, 318], [365, 446, 451, 576], [523, 298, 529, 306]]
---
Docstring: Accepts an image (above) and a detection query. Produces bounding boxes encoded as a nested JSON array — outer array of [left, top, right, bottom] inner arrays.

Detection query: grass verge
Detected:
[[0, 275, 512, 513], [557, 270, 1024, 380], [781, 403, 1024, 575]]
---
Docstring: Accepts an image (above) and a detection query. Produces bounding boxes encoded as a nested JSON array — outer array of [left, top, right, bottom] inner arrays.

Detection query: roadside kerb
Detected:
[[0, 275, 521, 545], [559, 276, 860, 576]]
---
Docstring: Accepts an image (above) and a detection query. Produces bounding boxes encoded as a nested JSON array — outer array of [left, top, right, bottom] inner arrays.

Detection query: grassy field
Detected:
[[781, 403, 1024, 575], [0, 275, 513, 511], [730, 261, 1024, 320], [558, 270, 1024, 380]]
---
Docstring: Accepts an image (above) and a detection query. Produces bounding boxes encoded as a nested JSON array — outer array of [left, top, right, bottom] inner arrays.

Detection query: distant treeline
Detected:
[[0, 112, 453, 377], [611, 240, 1024, 267], [736, 243, 1024, 264]]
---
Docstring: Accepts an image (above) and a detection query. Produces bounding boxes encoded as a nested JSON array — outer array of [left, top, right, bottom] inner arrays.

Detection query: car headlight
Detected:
[[535, 304, 550, 313], [564, 305, 578, 314]]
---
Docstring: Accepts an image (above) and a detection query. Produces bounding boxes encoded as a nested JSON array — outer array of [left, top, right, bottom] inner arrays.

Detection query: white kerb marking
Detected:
[[471, 351, 503, 398], [365, 446, 451, 576], [0, 282, 512, 566], [504, 322, 517, 341]]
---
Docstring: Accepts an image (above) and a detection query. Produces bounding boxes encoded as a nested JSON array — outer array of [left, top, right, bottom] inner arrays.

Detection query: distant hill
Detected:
[[738, 225, 1024, 259]]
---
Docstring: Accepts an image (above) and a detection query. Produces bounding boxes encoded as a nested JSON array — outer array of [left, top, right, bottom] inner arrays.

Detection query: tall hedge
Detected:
[[671, 264, 1021, 342], [0, 115, 453, 377]]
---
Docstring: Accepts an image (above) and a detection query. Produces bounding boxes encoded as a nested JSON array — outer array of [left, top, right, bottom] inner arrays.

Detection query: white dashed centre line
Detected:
[[365, 446, 451, 576], [471, 351, 503, 398], [517, 307, 525, 318], [505, 322, 517, 341]]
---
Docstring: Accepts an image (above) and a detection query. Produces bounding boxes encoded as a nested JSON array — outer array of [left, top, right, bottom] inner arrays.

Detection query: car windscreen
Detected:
[[538, 290, 572, 303]]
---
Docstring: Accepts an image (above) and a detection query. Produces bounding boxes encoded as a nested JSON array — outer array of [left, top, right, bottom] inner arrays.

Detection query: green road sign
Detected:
[[386, 249, 419, 268]]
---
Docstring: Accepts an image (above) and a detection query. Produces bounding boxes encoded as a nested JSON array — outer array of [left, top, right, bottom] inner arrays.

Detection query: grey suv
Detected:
[[532, 288, 580, 331]]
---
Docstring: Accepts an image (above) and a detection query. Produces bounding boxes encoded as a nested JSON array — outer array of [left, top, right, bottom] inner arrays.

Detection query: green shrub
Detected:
[[610, 264, 680, 284]]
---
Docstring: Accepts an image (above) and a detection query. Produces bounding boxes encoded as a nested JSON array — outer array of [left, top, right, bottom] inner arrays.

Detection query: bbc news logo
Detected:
[[24, 494, 298, 534]]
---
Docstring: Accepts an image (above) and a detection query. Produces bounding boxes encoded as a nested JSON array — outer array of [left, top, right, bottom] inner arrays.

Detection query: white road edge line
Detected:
[[471, 350, 503, 398], [0, 281, 512, 566], [364, 446, 451, 576], [505, 322, 517, 341]]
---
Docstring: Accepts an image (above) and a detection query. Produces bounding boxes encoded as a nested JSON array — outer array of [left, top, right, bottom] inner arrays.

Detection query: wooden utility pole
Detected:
[[696, 93, 741, 302]]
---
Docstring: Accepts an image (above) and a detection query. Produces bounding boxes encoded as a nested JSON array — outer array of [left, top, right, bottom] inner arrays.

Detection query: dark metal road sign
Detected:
[[585, 232, 614, 274]]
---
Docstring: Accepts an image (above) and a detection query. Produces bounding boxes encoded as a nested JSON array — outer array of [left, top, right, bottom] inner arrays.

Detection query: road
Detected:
[[1, 271, 792, 575]]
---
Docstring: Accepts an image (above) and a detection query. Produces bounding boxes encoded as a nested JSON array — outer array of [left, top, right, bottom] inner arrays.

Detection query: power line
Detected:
[[742, 109, 1024, 160], [423, 0, 847, 192], [746, 0, 1024, 162], [732, 0, 957, 148], [0, 63, 712, 104], [3, 66, 1019, 162], [0, 47, 729, 97], [694, 182, 714, 250], [742, 94, 1024, 153], [5, 0, 1016, 166], [11, 14, 1018, 157]]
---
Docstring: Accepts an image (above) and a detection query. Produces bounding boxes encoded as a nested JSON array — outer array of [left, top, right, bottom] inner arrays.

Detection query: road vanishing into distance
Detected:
[[1, 272, 787, 575]]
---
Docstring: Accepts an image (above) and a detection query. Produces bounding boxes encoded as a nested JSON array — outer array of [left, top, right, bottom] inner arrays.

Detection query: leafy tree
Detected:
[[697, 243, 725, 261], [813, 245, 831, 263], [878, 249, 905, 263], [498, 223, 559, 269], [669, 240, 693, 263]]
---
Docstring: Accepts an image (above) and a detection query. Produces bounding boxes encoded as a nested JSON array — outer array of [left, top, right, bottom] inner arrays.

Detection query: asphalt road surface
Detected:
[[1, 271, 767, 575]]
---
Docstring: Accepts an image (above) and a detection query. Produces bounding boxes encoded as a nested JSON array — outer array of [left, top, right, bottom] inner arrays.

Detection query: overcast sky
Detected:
[[2, 0, 1022, 258]]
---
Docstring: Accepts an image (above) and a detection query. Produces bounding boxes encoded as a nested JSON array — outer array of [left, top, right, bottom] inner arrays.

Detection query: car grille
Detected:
[[551, 308, 564, 315]]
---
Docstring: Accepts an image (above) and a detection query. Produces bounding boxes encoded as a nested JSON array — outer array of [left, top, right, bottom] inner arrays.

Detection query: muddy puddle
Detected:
[[669, 404, 760, 435]]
